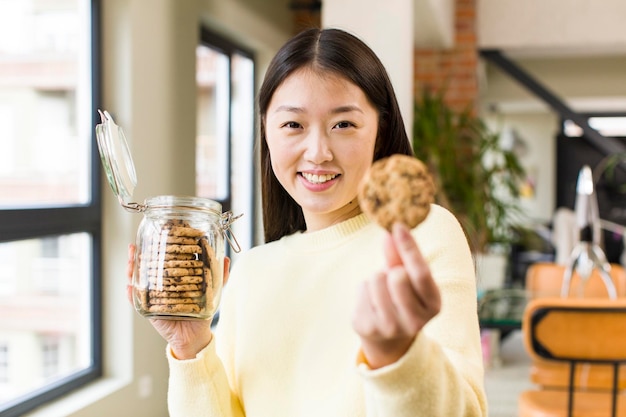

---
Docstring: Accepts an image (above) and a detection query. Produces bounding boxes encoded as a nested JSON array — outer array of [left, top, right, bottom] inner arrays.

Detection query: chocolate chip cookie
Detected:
[[358, 154, 435, 230]]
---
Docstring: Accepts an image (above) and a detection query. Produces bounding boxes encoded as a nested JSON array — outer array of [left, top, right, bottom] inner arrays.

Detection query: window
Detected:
[[0, 345, 8, 384], [564, 116, 626, 137], [196, 28, 256, 260], [0, 1, 101, 416], [41, 337, 60, 380]]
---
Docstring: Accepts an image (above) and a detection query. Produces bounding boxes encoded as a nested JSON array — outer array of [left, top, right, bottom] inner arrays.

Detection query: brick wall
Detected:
[[414, 0, 479, 113], [292, 2, 321, 34]]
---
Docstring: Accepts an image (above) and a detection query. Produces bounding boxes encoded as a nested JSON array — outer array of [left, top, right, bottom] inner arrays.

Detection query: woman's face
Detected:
[[265, 67, 379, 231]]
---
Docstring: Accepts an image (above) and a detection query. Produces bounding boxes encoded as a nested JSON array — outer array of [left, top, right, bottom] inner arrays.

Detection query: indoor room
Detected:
[[1, 0, 625, 416]]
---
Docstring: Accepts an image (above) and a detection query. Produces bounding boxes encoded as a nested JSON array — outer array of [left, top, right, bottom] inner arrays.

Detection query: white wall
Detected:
[[478, 0, 626, 54], [322, 0, 415, 136]]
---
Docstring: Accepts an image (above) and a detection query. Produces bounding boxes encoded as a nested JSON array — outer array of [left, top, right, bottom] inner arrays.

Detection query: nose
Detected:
[[303, 130, 333, 164]]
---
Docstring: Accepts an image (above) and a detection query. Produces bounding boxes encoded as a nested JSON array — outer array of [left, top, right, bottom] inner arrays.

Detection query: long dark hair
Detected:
[[259, 28, 412, 243]]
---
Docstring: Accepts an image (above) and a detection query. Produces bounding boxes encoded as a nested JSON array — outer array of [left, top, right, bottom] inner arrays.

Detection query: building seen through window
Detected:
[[0, 1, 101, 416]]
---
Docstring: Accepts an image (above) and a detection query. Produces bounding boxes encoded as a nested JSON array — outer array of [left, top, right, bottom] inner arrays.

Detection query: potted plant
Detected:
[[412, 88, 526, 257]]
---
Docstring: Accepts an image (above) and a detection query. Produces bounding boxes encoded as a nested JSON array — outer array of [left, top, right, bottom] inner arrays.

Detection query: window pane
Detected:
[[0, 233, 93, 407], [230, 53, 254, 252], [196, 45, 230, 201], [0, 0, 92, 208]]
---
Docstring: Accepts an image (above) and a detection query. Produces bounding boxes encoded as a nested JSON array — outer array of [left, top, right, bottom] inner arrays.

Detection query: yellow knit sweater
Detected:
[[167, 205, 488, 416]]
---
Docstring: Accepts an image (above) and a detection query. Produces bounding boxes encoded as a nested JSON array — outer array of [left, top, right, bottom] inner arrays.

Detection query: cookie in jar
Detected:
[[133, 196, 227, 319]]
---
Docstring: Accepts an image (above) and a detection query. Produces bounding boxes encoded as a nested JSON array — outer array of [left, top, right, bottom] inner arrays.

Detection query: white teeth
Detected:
[[302, 172, 338, 184]]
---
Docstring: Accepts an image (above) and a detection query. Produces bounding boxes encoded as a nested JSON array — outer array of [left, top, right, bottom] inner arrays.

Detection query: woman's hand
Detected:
[[352, 222, 441, 369], [127, 245, 230, 360]]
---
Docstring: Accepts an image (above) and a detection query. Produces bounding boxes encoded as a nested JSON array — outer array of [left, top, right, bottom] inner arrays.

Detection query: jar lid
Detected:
[[95, 110, 243, 252], [95, 110, 138, 205]]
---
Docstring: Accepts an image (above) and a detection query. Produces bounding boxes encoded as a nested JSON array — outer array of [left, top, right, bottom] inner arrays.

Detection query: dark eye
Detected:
[[334, 121, 354, 129], [282, 121, 302, 129]]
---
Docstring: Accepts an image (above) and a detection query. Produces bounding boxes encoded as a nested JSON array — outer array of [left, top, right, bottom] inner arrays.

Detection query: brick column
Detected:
[[414, 0, 479, 113], [292, 1, 321, 34]]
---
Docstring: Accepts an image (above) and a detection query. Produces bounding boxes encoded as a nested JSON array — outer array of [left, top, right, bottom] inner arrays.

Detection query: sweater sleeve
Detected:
[[166, 278, 245, 417], [356, 205, 488, 416], [166, 340, 245, 417]]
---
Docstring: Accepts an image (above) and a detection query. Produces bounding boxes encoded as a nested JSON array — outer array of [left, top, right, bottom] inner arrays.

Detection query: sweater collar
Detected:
[[282, 213, 374, 250]]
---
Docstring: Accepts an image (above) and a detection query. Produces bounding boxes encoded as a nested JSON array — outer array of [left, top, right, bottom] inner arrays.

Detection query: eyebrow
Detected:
[[272, 104, 364, 115], [273, 105, 304, 114], [331, 105, 364, 115]]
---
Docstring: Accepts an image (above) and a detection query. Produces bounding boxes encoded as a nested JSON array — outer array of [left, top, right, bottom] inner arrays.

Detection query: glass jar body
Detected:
[[132, 196, 224, 320]]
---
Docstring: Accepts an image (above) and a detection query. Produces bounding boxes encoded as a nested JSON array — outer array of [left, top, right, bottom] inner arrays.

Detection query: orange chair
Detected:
[[525, 263, 626, 300], [519, 298, 626, 417], [524, 263, 626, 391]]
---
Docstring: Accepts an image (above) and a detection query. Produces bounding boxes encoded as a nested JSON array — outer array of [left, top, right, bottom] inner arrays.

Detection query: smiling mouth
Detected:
[[301, 172, 339, 184]]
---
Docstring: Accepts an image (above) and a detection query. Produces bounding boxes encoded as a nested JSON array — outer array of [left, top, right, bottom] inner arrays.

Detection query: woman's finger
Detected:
[[390, 223, 440, 311], [127, 244, 135, 304], [386, 267, 427, 334], [367, 272, 400, 337], [383, 231, 402, 268], [390, 223, 423, 277], [127, 244, 135, 282], [223, 256, 230, 286]]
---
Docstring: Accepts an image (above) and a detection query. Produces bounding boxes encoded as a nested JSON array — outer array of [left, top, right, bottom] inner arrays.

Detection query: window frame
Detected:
[[0, 1, 102, 415], [0, 345, 8, 384], [198, 27, 257, 248]]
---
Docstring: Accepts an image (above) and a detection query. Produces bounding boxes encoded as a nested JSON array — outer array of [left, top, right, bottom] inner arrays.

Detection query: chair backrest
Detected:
[[525, 263, 626, 299], [522, 298, 626, 417], [523, 298, 626, 364], [524, 263, 626, 390]]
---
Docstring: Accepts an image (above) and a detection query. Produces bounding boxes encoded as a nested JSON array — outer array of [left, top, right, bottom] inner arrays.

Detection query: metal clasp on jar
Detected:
[[119, 197, 147, 213], [221, 211, 243, 253]]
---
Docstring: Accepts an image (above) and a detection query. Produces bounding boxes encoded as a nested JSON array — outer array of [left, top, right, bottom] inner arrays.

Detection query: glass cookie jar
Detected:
[[133, 196, 238, 319], [95, 110, 241, 320]]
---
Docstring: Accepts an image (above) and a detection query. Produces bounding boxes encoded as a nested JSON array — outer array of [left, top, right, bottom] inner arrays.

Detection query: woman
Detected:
[[135, 27, 487, 416]]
